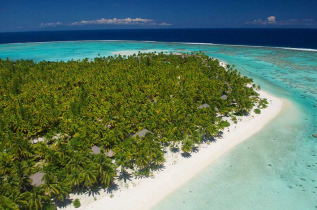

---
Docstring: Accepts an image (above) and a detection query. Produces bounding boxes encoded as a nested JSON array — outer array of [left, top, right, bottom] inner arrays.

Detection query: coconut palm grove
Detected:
[[0, 52, 268, 209]]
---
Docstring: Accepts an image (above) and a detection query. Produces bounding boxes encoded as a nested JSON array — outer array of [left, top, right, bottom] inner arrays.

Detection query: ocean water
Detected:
[[0, 41, 316, 209], [1, 29, 317, 49]]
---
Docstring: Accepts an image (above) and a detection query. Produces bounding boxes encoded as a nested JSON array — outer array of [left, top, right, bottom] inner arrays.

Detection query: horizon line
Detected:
[[1, 27, 317, 33]]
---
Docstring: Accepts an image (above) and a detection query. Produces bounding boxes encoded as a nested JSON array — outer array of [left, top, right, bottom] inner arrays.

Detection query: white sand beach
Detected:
[[60, 60, 283, 210]]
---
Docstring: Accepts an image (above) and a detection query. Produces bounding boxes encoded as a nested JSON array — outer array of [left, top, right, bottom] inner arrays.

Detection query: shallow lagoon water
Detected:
[[0, 41, 316, 209]]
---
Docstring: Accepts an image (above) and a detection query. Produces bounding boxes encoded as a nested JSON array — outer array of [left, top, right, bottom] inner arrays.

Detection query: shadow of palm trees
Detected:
[[181, 152, 191, 158], [55, 198, 73, 208], [106, 182, 119, 194], [87, 185, 101, 197], [192, 146, 199, 153], [152, 164, 165, 172], [170, 147, 180, 153], [118, 171, 132, 183], [201, 134, 217, 143], [217, 131, 224, 139]]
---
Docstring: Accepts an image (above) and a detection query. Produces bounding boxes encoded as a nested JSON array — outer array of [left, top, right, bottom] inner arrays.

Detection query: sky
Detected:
[[0, 0, 317, 32]]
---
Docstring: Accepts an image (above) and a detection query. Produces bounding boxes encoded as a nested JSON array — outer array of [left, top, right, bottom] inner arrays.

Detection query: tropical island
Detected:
[[0, 52, 273, 209]]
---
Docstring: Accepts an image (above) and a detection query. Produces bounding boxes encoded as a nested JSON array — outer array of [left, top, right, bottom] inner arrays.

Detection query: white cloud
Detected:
[[70, 18, 153, 26], [246, 16, 278, 25], [40, 22, 63, 27], [158, 22, 172, 26], [246, 16, 315, 26], [41, 18, 172, 27], [266, 16, 276, 23]]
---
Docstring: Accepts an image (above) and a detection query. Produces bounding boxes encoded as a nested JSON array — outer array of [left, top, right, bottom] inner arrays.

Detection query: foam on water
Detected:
[[0, 41, 316, 209], [110, 49, 171, 56]]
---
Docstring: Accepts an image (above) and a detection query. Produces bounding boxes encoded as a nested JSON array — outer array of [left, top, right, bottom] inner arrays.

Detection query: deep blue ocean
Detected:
[[0, 29, 316, 209], [1, 28, 317, 49]]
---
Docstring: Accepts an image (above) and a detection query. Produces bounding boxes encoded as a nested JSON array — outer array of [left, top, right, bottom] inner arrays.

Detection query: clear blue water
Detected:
[[0, 41, 316, 209]]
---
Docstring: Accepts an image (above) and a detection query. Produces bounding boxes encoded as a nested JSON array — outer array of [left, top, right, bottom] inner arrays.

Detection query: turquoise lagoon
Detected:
[[0, 41, 316, 209]]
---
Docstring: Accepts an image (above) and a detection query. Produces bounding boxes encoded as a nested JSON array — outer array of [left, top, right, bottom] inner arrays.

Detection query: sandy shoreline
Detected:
[[60, 58, 283, 210]]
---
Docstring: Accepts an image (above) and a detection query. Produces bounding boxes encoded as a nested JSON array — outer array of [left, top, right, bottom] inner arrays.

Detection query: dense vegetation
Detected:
[[0, 52, 267, 209]]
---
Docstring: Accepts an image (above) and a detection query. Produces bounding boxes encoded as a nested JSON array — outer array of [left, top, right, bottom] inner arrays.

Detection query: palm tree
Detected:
[[93, 154, 116, 186], [1, 175, 21, 197], [79, 166, 97, 188], [20, 188, 49, 210], [10, 138, 33, 160], [0, 153, 14, 175], [0, 195, 19, 210], [68, 168, 82, 191], [8, 190, 30, 209], [41, 172, 61, 198], [181, 138, 193, 153], [12, 160, 32, 191]]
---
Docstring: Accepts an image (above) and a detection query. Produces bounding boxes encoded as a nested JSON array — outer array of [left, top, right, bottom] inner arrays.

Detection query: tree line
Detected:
[[0, 52, 267, 209]]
